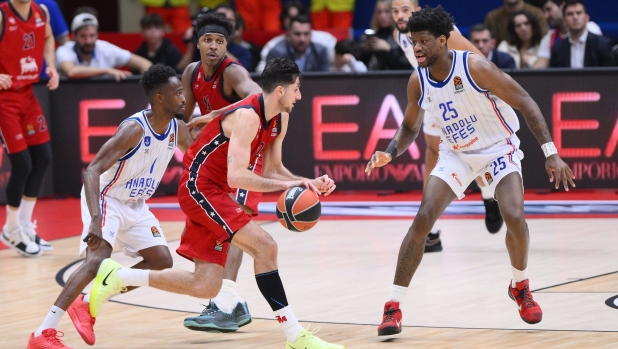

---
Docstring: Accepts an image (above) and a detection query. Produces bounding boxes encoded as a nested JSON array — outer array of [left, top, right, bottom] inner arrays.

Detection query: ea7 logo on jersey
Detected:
[[453, 76, 464, 92]]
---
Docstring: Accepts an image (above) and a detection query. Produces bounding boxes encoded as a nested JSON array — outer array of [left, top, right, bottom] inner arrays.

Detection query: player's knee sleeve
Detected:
[[6, 149, 33, 207], [23, 142, 52, 198]]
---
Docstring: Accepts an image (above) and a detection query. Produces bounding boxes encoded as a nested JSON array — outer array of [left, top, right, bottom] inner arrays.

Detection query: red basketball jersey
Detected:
[[181, 93, 281, 192], [191, 57, 242, 114], [0, 1, 46, 88]]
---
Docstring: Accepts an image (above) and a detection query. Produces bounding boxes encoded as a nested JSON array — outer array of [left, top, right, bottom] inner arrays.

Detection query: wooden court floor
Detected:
[[3, 218, 618, 348]]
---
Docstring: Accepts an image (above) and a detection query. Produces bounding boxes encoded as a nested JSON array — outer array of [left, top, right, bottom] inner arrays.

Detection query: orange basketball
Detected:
[[276, 187, 321, 232]]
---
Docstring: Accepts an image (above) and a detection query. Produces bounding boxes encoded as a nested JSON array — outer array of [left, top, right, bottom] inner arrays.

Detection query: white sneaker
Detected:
[[22, 220, 53, 250], [0, 226, 42, 257]]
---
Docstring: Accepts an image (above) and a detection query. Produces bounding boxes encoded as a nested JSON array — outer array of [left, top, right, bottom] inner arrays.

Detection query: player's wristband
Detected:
[[385, 139, 398, 159], [541, 142, 558, 158]]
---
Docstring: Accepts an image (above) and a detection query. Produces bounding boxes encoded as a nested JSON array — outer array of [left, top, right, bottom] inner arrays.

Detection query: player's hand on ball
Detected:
[[312, 174, 336, 196], [545, 154, 575, 191], [365, 151, 393, 176], [83, 220, 104, 250], [291, 178, 320, 196]]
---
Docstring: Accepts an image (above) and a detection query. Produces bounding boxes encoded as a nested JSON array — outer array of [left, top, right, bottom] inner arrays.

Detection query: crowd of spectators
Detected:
[[39, 0, 617, 81]]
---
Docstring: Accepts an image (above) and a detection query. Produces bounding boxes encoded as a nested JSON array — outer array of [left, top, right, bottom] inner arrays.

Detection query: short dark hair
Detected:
[[288, 14, 311, 30], [506, 10, 543, 48], [540, 0, 565, 7], [563, 0, 587, 15], [195, 12, 234, 38], [407, 5, 454, 40], [469, 24, 494, 38], [140, 13, 164, 29], [335, 39, 361, 58], [280, 1, 309, 30], [140, 64, 178, 99], [261, 57, 302, 94]]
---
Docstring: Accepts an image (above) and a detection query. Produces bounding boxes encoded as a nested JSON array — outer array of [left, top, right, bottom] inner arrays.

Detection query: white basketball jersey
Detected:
[[397, 25, 461, 69], [99, 111, 178, 202], [418, 50, 520, 151]]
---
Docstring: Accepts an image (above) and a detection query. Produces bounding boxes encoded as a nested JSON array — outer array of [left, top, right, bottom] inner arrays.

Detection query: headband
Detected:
[[197, 25, 230, 42]]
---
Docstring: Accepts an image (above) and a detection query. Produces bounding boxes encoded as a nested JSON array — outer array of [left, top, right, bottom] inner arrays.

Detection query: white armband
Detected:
[[541, 142, 558, 158]]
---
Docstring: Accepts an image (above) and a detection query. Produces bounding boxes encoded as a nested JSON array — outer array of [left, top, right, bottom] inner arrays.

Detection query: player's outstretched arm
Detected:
[[181, 62, 198, 122], [82, 121, 143, 249], [366, 71, 424, 176], [467, 54, 575, 191]]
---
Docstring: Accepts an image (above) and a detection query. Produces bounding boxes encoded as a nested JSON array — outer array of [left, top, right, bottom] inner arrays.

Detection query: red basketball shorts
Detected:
[[177, 181, 251, 267], [0, 86, 50, 154]]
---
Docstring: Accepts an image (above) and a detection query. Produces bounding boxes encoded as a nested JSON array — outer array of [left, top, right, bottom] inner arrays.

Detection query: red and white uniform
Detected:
[[191, 58, 263, 214], [177, 93, 281, 266], [0, 1, 50, 153]]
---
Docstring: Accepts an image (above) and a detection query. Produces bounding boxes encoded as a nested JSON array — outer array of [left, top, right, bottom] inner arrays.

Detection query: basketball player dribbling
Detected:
[[180, 12, 262, 332], [391, 0, 504, 253], [366, 6, 575, 336], [27, 65, 195, 349], [0, 0, 58, 257], [88, 58, 344, 349]]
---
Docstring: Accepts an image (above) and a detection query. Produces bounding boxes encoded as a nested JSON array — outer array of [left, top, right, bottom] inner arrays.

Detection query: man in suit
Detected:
[[266, 15, 330, 72], [469, 24, 516, 69], [550, 0, 615, 68]]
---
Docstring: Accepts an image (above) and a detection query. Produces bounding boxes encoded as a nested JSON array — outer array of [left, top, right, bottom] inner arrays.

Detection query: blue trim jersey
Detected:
[[99, 111, 178, 203], [417, 51, 520, 152]]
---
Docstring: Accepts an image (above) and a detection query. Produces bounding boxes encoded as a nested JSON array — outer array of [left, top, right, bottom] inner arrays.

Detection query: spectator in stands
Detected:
[[256, 1, 336, 72], [214, 5, 252, 69], [497, 10, 543, 68], [35, 0, 69, 79], [137, 0, 192, 32], [334, 39, 367, 72], [235, 0, 281, 31], [534, 0, 602, 68], [485, 0, 548, 45], [549, 0, 615, 67], [134, 14, 183, 73], [266, 15, 330, 72], [469, 24, 516, 69], [56, 13, 152, 80], [360, 0, 411, 71], [234, 13, 261, 72], [311, 0, 355, 30]]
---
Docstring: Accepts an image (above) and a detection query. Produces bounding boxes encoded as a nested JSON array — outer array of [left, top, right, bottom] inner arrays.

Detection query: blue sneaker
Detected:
[[232, 301, 252, 327]]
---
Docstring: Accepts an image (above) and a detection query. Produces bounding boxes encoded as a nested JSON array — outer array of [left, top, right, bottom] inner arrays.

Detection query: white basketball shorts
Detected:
[[430, 136, 524, 200]]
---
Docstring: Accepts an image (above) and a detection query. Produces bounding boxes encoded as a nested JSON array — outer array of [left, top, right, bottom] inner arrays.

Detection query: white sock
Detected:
[[212, 279, 242, 312], [429, 223, 439, 235], [35, 305, 64, 337], [18, 198, 36, 226], [83, 293, 90, 303], [5, 206, 20, 232], [389, 284, 408, 304], [479, 183, 493, 200], [274, 306, 303, 343], [116, 268, 150, 287], [511, 266, 528, 287]]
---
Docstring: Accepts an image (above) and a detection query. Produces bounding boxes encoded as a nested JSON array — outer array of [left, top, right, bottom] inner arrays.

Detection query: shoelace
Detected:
[[517, 287, 537, 309], [43, 329, 67, 346], [199, 303, 219, 315], [382, 307, 400, 323], [304, 325, 330, 345]]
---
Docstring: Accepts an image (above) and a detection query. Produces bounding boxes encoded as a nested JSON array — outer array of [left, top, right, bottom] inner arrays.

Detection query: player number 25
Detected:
[[439, 101, 459, 121], [492, 156, 506, 176]]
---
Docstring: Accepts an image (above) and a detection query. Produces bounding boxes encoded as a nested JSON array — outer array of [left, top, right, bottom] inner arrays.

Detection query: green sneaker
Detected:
[[286, 326, 345, 349], [183, 301, 239, 333], [89, 258, 126, 317]]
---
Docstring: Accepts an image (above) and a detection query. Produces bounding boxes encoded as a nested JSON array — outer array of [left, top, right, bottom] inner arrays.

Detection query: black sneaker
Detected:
[[0, 226, 42, 257], [232, 301, 252, 327], [424, 230, 442, 253], [183, 301, 239, 332], [483, 199, 503, 234]]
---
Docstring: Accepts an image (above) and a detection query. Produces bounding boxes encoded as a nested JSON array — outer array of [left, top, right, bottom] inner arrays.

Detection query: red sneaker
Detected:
[[508, 279, 542, 324], [27, 329, 73, 349], [67, 294, 96, 345], [378, 300, 402, 336]]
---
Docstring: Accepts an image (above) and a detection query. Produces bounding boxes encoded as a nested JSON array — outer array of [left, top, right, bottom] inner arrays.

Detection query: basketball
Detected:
[[276, 186, 321, 232]]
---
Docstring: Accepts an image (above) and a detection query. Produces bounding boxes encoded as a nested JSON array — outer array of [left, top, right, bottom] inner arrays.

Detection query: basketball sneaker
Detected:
[[183, 301, 239, 332], [508, 279, 542, 324], [232, 301, 252, 327], [89, 259, 126, 317], [27, 329, 73, 349], [68, 294, 96, 345], [424, 230, 442, 253], [23, 220, 53, 250], [483, 199, 503, 234], [286, 325, 345, 349], [0, 226, 42, 257], [378, 300, 402, 336]]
